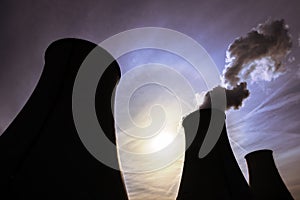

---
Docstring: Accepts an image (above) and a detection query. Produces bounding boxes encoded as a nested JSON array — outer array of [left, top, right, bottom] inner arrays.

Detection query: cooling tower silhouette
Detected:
[[0, 39, 127, 199], [177, 109, 253, 200], [245, 149, 294, 200], [0, 39, 294, 200]]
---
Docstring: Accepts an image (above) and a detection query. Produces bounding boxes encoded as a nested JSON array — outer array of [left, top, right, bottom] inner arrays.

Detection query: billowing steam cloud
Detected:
[[200, 82, 249, 110], [201, 19, 292, 110], [223, 19, 292, 86], [223, 19, 292, 109], [225, 82, 250, 109]]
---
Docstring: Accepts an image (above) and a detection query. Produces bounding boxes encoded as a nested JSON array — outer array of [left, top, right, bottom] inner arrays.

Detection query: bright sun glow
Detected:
[[150, 131, 174, 151]]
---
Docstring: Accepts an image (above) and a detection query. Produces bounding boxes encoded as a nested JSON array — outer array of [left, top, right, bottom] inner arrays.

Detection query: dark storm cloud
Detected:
[[200, 82, 249, 110], [223, 19, 292, 86]]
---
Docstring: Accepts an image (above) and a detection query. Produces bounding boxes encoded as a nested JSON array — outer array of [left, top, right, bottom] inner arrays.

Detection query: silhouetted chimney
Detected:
[[177, 109, 253, 200], [245, 149, 294, 200]]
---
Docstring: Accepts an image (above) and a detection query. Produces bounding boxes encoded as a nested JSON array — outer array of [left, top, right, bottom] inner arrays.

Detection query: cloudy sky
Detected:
[[1, 0, 300, 199]]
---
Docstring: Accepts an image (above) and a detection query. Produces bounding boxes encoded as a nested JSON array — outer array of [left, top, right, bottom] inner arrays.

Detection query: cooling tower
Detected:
[[245, 149, 294, 200], [177, 109, 253, 200], [0, 39, 127, 199]]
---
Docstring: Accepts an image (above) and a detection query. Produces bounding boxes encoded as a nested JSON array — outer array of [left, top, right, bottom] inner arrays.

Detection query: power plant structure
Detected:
[[0, 38, 294, 199], [177, 108, 294, 200], [0, 39, 128, 199], [245, 149, 294, 200]]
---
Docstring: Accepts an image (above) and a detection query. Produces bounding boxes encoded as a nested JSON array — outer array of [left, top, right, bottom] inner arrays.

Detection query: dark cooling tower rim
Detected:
[[244, 149, 273, 159], [198, 108, 226, 113], [182, 108, 226, 121]]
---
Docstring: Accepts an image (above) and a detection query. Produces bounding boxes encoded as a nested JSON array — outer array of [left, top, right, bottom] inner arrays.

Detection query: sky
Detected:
[[1, 0, 300, 199]]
